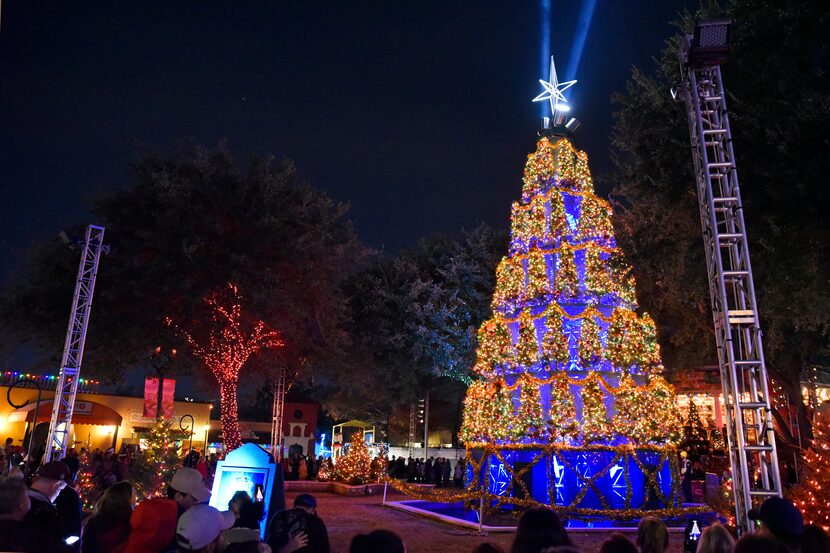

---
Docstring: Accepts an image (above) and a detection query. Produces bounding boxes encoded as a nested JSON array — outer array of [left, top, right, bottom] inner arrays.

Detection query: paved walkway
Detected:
[[286, 490, 686, 553]]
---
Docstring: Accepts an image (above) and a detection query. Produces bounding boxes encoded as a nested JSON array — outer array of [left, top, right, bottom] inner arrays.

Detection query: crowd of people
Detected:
[[387, 455, 466, 486], [282, 454, 326, 481]]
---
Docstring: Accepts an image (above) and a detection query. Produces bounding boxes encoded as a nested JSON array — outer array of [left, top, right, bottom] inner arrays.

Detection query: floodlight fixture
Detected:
[[687, 19, 732, 67], [565, 118, 581, 133]]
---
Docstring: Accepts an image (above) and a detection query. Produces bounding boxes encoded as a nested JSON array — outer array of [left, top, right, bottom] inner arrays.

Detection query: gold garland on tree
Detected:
[[474, 317, 515, 375], [547, 371, 579, 442], [541, 306, 569, 365], [515, 309, 540, 366], [577, 316, 603, 367], [550, 191, 568, 240], [580, 373, 611, 443], [527, 250, 551, 299], [516, 374, 545, 441], [613, 373, 640, 441], [554, 243, 579, 297], [577, 194, 614, 244], [585, 243, 615, 296], [490, 382, 516, 442], [493, 257, 525, 308], [607, 308, 645, 369], [638, 375, 683, 444]]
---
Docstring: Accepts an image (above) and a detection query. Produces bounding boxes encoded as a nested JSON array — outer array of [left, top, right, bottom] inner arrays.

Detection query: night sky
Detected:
[[0, 1, 693, 284]]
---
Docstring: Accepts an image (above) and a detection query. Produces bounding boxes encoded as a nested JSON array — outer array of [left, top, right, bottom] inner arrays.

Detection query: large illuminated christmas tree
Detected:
[[459, 58, 685, 518]]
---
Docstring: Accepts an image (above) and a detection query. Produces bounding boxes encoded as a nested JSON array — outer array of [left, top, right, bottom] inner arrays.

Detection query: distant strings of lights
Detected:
[[1, 371, 100, 387]]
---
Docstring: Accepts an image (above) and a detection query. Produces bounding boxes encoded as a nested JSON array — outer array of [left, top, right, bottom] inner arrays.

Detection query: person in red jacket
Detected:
[[113, 497, 179, 553]]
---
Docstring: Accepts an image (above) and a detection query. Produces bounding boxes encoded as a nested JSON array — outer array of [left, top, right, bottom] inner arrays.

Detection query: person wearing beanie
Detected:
[[749, 497, 804, 553]]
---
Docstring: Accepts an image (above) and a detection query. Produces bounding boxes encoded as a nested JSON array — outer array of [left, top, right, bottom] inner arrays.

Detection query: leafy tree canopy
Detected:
[[1, 145, 370, 384], [322, 225, 506, 419]]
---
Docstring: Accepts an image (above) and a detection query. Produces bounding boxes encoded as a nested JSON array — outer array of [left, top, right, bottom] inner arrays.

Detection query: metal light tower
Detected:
[[270, 366, 287, 462], [44, 225, 105, 462], [674, 19, 781, 532]]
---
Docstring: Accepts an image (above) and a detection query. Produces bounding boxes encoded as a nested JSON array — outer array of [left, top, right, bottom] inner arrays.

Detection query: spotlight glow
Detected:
[[565, 0, 597, 82]]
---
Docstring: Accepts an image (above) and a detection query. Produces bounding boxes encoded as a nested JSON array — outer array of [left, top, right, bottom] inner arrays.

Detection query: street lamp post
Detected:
[[179, 414, 194, 458], [7, 378, 43, 470]]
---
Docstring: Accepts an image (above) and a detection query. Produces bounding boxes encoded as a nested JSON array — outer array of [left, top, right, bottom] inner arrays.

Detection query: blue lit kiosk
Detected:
[[210, 443, 279, 536]]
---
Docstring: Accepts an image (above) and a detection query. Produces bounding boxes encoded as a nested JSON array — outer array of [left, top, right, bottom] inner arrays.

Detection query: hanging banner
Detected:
[[162, 378, 176, 419], [143, 377, 159, 418]]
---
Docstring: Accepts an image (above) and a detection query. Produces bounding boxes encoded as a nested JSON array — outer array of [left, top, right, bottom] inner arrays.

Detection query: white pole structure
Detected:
[[675, 20, 781, 532], [44, 225, 105, 462], [270, 367, 287, 462], [422, 392, 429, 462]]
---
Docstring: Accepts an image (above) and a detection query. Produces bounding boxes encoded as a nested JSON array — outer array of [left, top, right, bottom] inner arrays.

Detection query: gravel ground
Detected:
[[286, 490, 685, 553]]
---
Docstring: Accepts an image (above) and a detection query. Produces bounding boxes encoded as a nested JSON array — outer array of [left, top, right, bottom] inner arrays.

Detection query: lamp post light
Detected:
[[203, 425, 210, 452], [179, 414, 194, 458], [6, 378, 43, 469]]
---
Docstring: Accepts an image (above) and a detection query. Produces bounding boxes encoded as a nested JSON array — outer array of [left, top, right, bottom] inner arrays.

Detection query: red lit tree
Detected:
[[168, 283, 282, 451], [788, 418, 830, 531]]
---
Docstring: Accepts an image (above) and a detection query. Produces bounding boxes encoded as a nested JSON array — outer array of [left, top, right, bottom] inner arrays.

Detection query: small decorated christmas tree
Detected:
[[77, 450, 99, 510], [129, 418, 182, 500], [335, 431, 373, 485], [788, 419, 830, 531]]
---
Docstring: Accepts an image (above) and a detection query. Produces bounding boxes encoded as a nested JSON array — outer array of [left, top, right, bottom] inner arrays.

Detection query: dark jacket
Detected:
[[266, 508, 330, 553], [55, 485, 83, 544], [24, 489, 65, 544], [0, 518, 72, 553]]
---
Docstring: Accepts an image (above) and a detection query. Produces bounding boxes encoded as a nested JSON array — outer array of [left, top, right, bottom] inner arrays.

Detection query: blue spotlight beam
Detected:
[[539, 0, 552, 118], [565, 0, 597, 83]]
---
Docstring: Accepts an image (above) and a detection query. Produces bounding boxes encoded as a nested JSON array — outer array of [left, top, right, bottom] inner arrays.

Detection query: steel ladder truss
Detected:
[[677, 37, 781, 531], [408, 404, 416, 457], [271, 366, 287, 462], [44, 225, 105, 462]]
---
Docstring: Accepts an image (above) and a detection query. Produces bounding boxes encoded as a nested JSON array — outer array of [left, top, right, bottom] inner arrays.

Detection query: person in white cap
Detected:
[[167, 467, 211, 512], [176, 504, 234, 552]]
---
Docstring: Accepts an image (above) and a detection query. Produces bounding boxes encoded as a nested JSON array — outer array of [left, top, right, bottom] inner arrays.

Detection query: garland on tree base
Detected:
[[386, 442, 712, 521]]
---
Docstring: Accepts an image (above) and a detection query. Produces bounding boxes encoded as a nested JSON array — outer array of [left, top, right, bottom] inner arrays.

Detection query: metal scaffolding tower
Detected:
[[408, 404, 416, 458], [271, 366, 287, 462], [675, 20, 781, 531], [44, 225, 106, 462]]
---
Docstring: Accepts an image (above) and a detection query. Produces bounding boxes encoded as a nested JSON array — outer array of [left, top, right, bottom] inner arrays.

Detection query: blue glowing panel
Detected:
[[488, 460, 510, 496], [563, 318, 581, 371], [552, 454, 566, 504], [210, 444, 277, 538]]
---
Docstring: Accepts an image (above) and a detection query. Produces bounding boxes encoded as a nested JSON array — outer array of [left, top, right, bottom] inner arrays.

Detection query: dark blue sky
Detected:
[[0, 1, 692, 285]]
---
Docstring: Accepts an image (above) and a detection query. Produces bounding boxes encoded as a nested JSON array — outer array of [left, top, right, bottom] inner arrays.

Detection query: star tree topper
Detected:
[[533, 56, 577, 113]]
